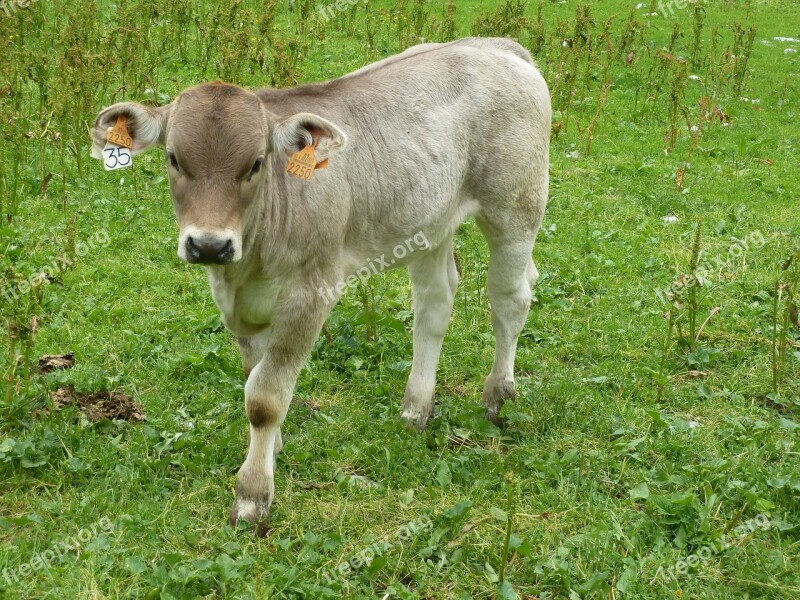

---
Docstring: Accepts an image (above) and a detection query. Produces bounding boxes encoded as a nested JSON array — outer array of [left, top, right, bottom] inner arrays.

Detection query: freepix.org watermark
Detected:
[[320, 514, 432, 584], [0, 0, 37, 18], [654, 513, 773, 583], [2, 515, 114, 585], [316, 0, 367, 22], [655, 230, 766, 304], [653, 0, 696, 18], [317, 231, 430, 304], [1, 229, 111, 304]]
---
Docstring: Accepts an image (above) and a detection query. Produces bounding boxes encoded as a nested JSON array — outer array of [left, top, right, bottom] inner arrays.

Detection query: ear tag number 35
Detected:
[[104, 115, 133, 171]]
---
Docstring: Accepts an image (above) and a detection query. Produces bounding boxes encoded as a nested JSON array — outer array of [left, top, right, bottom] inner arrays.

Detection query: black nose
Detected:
[[186, 236, 234, 264]]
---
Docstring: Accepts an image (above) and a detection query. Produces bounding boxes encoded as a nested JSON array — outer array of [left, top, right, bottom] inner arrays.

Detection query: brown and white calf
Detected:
[[90, 37, 550, 534]]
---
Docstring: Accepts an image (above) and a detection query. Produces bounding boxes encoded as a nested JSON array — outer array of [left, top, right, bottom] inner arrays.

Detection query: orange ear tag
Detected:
[[286, 136, 330, 180], [102, 114, 133, 171], [106, 114, 133, 149]]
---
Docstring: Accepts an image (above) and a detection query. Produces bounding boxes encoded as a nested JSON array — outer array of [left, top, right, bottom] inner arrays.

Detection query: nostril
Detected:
[[217, 240, 233, 259], [186, 236, 202, 259]]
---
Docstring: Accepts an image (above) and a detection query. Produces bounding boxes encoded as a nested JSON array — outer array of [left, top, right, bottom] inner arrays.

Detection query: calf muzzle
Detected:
[[185, 235, 235, 265]]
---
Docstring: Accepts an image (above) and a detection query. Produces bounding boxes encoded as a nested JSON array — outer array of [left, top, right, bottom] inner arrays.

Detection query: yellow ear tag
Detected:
[[106, 114, 133, 149], [286, 136, 329, 180]]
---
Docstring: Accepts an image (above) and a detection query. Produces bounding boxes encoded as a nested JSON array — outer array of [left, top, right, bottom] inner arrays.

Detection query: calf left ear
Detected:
[[271, 113, 347, 163], [90, 101, 172, 159]]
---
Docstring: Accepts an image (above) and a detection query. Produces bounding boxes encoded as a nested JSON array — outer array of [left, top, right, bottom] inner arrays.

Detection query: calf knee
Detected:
[[491, 285, 531, 313], [243, 360, 292, 428], [246, 397, 282, 428], [417, 302, 453, 337]]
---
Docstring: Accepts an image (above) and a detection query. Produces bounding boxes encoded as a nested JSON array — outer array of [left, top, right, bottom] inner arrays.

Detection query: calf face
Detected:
[[90, 82, 346, 265], [166, 85, 264, 265]]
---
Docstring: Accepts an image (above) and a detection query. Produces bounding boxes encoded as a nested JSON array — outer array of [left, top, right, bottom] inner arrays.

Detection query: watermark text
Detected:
[[317, 231, 430, 304]]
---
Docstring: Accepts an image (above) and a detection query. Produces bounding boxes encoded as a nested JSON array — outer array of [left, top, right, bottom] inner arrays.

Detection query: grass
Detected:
[[1, 0, 799, 598]]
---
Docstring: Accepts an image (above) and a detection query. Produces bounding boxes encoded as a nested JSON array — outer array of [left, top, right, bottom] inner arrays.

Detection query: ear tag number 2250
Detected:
[[286, 136, 329, 180], [104, 114, 133, 171]]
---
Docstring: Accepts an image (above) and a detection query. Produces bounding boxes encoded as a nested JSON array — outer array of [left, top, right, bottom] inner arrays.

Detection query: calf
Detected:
[[90, 37, 550, 534]]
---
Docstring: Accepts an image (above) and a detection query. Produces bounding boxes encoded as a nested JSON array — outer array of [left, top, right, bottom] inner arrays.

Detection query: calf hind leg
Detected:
[[478, 233, 538, 425], [401, 239, 458, 430]]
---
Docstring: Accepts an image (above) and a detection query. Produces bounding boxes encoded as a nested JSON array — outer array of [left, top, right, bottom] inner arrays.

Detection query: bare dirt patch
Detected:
[[51, 386, 146, 422], [38, 353, 75, 373]]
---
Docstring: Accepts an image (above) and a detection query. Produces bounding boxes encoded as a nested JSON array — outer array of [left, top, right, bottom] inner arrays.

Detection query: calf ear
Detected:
[[271, 113, 347, 163], [90, 102, 172, 159]]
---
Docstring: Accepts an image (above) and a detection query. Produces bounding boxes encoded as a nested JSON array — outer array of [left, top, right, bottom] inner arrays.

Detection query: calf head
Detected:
[[91, 82, 346, 265]]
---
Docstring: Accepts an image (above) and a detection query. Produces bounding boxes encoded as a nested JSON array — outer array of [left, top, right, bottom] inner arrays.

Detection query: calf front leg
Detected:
[[238, 332, 283, 461], [228, 357, 289, 536], [229, 289, 333, 535], [401, 240, 458, 430]]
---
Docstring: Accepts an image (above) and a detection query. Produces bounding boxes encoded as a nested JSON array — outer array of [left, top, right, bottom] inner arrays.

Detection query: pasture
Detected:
[[1, 0, 799, 598]]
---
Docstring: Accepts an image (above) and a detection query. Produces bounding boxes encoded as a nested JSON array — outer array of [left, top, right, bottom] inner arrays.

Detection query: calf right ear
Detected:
[[90, 102, 172, 159]]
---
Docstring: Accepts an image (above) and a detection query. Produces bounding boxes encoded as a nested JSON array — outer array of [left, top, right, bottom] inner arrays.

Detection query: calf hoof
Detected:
[[484, 408, 508, 428], [401, 391, 434, 431], [229, 497, 271, 537], [483, 377, 515, 427], [401, 407, 432, 431], [229, 483, 272, 537]]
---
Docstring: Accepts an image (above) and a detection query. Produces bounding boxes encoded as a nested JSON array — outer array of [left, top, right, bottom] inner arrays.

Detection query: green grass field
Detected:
[[1, 0, 799, 598]]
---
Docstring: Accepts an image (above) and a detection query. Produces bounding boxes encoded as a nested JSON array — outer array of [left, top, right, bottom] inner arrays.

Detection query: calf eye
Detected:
[[249, 157, 263, 179], [167, 151, 180, 173]]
